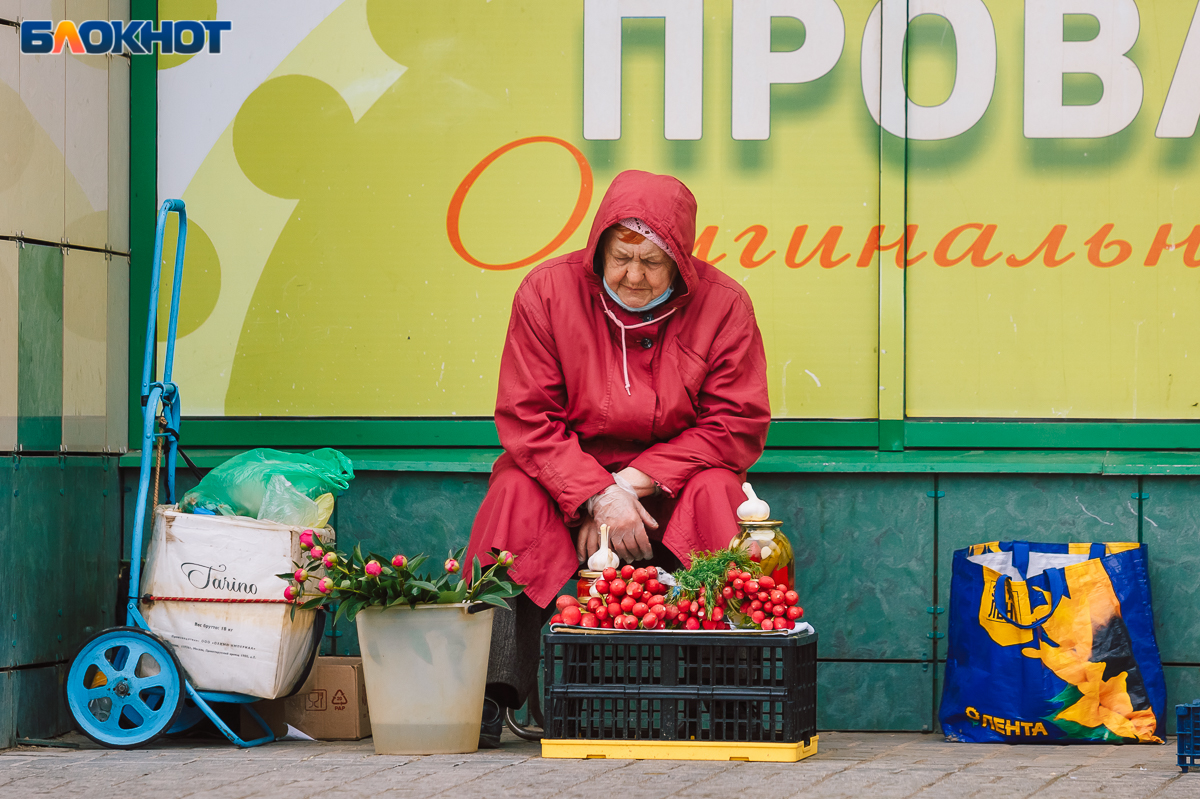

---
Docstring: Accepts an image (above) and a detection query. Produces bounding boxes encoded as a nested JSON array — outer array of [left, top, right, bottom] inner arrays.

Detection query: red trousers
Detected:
[[465, 453, 747, 608]]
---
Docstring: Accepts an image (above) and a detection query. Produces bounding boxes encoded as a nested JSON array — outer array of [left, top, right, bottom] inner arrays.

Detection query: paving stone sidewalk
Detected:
[[0, 730, 1190, 799]]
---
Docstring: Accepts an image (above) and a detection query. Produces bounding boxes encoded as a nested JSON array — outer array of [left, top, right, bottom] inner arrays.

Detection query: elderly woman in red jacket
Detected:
[[466, 169, 770, 745]]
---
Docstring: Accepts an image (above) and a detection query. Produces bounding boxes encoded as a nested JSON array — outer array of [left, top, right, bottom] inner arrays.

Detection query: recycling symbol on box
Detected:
[[332, 689, 348, 710]]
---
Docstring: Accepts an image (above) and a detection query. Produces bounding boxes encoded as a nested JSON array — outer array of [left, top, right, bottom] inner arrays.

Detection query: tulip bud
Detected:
[[445, 558, 460, 574], [497, 551, 515, 567], [323, 552, 338, 568], [293, 569, 308, 583], [392, 554, 407, 569], [365, 560, 382, 577], [317, 576, 333, 594]]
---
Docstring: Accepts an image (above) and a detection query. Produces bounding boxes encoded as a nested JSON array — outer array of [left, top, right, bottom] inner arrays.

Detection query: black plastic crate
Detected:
[[1179, 700, 1200, 772], [543, 629, 817, 743]]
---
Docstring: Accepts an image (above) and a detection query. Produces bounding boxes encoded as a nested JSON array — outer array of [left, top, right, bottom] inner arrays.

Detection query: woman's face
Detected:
[[602, 228, 678, 309]]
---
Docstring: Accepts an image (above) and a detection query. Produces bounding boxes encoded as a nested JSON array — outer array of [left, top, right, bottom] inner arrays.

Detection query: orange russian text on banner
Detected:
[[858, 224, 925, 268], [446, 136, 594, 271], [934, 223, 1004, 267], [1005, 225, 1074, 268], [693, 225, 726, 265], [734, 225, 775, 268], [1084, 223, 1133, 268], [1144, 223, 1200, 266], [785, 226, 851, 269]]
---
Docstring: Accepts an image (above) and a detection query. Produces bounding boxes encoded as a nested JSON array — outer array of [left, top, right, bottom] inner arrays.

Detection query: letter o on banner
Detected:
[[862, 0, 997, 140], [447, 136, 594, 270]]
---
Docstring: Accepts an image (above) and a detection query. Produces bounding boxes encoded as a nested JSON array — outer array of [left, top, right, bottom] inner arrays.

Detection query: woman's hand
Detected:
[[575, 515, 601, 563], [586, 482, 657, 562]]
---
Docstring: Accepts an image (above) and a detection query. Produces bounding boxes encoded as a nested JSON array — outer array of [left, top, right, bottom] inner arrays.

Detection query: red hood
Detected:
[[583, 170, 699, 302]]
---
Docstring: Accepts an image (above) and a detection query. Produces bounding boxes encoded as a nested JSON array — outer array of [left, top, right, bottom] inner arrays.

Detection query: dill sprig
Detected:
[[669, 547, 760, 603]]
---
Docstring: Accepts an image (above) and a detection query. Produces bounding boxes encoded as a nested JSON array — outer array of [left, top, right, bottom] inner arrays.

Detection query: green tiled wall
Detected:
[[16, 245, 63, 452]]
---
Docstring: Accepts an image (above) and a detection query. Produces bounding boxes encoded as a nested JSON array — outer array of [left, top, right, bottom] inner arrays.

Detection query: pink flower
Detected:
[[497, 551, 515, 567], [317, 577, 334, 594], [299, 530, 316, 550], [323, 552, 338, 568], [293, 569, 309, 583], [365, 560, 382, 577], [391, 554, 407, 569], [310, 546, 325, 560], [283, 585, 299, 602], [445, 558, 460, 574]]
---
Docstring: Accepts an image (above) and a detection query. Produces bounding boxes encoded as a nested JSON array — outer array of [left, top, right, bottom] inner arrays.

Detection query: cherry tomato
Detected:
[[642, 612, 659, 629], [769, 590, 785, 605], [609, 579, 627, 597], [632, 568, 650, 584], [627, 582, 644, 600], [621, 565, 634, 579], [685, 617, 701, 630], [620, 596, 636, 612], [581, 612, 599, 628], [596, 606, 609, 621], [786, 606, 802, 620], [594, 579, 610, 595], [561, 606, 582, 625], [646, 579, 662, 594], [602, 567, 618, 582], [550, 613, 564, 625], [745, 580, 760, 594], [608, 601, 622, 617], [773, 617, 789, 630], [758, 576, 775, 590], [751, 610, 766, 623], [771, 604, 786, 617], [785, 590, 800, 606]]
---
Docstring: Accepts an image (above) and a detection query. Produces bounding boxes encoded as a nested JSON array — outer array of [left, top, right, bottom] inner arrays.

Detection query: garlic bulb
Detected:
[[588, 523, 620, 571], [737, 483, 771, 521]]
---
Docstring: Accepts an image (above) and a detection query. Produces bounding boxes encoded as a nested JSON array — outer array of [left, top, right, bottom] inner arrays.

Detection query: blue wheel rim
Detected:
[[66, 631, 182, 747]]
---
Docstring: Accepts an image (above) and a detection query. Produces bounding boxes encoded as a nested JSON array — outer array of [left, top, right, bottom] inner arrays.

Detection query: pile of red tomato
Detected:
[[550, 563, 803, 631]]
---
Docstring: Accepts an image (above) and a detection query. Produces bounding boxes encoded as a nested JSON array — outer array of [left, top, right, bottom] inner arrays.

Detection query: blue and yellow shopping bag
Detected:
[[939, 541, 1166, 743]]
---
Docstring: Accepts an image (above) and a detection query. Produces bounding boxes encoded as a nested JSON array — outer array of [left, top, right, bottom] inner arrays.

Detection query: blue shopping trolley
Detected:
[[63, 200, 320, 748]]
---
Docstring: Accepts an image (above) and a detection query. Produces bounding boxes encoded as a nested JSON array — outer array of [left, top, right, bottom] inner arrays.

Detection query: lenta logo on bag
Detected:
[[19, 19, 230, 55]]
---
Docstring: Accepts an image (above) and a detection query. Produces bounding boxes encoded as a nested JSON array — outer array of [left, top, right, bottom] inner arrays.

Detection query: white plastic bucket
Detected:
[[355, 603, 495, 755]]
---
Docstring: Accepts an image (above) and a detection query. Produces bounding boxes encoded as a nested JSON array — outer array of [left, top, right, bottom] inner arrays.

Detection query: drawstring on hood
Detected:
[[600, 293, 677, 395]]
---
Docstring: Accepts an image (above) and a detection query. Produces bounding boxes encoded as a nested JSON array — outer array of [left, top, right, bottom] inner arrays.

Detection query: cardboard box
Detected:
[[242, 656, 371, 741]]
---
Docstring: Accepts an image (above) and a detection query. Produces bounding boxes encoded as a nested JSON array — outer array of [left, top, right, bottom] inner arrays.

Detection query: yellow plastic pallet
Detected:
[[541, 735, 818, 762]]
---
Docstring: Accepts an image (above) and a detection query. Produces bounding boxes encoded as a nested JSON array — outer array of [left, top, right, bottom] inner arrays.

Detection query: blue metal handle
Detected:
[[140, 199, 187, 399], [993, 570, 1067, 630]]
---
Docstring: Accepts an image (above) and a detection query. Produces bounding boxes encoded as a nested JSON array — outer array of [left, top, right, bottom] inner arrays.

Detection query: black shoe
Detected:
[[479, 696, 503, 749]]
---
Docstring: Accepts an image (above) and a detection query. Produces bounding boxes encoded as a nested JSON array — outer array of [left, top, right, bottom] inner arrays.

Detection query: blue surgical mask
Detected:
[[603, 280, 675, 314]]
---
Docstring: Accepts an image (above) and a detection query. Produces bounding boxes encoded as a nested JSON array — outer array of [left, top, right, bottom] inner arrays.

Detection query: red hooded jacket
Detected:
[[471, 169, 770, 605]]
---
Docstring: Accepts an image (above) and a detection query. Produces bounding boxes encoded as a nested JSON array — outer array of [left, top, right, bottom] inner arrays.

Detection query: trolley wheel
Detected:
[[64, 627, 185, 749]]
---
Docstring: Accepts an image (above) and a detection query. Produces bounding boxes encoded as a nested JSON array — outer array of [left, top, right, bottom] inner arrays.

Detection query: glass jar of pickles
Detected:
[[730, 519, 794, 589]]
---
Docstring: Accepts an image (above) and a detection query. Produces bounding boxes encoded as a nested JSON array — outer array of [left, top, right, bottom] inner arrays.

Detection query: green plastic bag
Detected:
[[179, 448, 354, 519]]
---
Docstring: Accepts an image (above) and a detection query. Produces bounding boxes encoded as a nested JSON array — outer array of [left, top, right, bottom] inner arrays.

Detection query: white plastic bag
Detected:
[[258, 475, 321, 527]]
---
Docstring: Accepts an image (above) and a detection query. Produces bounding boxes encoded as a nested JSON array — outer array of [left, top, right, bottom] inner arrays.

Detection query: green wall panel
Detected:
[[755, 474, 934, 660], [817, 661, 933, 731], [13, 664, 70, 740], [1166, 665, 1200, 736], [1142, 477, 1200, 665], [17, 245, 63, 452], [935, 475, 1139, 615], [9, 457, 63, 668]]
